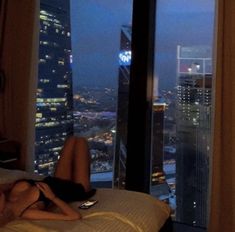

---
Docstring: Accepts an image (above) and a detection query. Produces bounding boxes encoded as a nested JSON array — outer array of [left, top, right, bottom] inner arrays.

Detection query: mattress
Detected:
[[0, 168, 171, 232]]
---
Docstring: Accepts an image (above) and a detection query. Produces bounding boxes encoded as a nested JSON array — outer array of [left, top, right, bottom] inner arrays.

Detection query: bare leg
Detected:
[[54, 136, 91, 192], [72, 137, 91, 191], [54, 136, 75, 180]]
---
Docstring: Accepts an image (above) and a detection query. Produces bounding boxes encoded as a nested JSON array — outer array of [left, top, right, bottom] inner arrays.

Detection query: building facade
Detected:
[[114, 25, 168, 194], [175, 45, 212, 227], [35, 0, 73, 175], [113, 25, 132, 189]]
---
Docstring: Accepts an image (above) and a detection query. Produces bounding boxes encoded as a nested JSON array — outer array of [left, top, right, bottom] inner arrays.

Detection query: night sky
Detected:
[[70, 0, 215, 91]]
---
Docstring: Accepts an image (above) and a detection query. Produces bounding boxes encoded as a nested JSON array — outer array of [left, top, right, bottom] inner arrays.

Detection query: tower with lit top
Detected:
[[175, 45, 212, 227]]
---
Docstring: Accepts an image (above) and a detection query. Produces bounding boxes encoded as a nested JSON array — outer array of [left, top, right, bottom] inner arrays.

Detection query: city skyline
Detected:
[[70, 0, 215, 91], [35, 0, 215, 228], [70, 0, 132, 89]]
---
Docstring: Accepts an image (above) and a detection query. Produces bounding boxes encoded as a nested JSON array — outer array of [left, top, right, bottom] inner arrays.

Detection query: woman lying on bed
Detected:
[[0, 136, 96, 225]]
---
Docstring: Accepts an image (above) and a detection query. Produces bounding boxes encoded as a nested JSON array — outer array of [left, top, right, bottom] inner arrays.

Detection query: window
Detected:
[[35, 0, 133, 186], [70, 1, 133, 185], [35, 0, 215, 230], [152, 0, 215, 228]]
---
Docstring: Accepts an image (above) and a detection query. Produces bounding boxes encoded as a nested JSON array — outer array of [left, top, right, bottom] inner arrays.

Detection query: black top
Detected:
[[15, 176, 96, 217], [42, 176, 96, 202]]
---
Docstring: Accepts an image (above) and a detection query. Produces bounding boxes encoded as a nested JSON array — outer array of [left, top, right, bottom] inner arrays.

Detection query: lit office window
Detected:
[[151, 0, 215, 228]]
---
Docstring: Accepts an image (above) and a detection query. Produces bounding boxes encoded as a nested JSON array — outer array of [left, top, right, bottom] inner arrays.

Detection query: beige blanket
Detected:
[[0, 168, 171, 232]]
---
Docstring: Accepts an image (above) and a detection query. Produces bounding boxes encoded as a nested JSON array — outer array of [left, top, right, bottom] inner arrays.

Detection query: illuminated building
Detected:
[[150, 100, 171, 201], [114, 25, 132, 189], [151, 101, 166, 185], [175, 45, 212, 227], [35, 0, 73, 175], [114, 25, 168, 194]]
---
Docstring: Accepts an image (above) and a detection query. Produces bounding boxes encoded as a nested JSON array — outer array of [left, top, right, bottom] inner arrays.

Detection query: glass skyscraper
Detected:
[[175, 45, 212, 226], [114, 25, 169, 195], [35, 0, 73, 175], [114, 25, 131, 189]]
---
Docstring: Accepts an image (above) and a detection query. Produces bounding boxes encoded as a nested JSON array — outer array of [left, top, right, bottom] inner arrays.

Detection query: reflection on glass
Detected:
[[152, 0, 215, 228]]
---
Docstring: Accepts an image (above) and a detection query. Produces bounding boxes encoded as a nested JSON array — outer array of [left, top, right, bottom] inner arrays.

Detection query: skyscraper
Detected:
[[150, 99, 171, 201], [35, 0, 73, 175], [151, 100, 166, 185], [114, 25, 168, 194], [175, 45, 212, 227], [114, 25, 131, 189]]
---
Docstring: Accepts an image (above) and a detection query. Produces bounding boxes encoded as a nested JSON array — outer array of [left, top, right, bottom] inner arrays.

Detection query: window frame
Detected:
[[125, 0, 156, 193]]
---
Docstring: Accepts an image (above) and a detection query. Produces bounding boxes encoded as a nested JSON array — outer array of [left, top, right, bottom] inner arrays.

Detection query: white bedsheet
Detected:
[[0, 168, 171, 232]]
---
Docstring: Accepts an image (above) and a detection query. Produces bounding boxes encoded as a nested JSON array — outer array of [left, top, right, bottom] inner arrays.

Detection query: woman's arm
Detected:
[[21, 198, 81, 220], [21, 182, 81, 220]]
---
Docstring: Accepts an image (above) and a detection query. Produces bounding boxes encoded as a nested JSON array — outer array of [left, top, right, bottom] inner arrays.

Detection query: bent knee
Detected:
[[66, 136, 87, 144], [76, 137, 88, 144]]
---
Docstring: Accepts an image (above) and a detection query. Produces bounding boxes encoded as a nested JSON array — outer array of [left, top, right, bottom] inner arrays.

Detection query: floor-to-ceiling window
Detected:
[[70, 0, 133, 185], [151, 0, 216, 229], [34, 0, 215, 230], [35, 0, 133, 187]]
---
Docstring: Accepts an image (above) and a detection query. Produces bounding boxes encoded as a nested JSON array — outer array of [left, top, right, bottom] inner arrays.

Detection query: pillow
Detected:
[[0, 168, 42, 184]]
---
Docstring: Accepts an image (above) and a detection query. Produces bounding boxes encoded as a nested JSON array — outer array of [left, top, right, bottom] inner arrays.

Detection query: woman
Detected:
[[0, 136, 96, 224]]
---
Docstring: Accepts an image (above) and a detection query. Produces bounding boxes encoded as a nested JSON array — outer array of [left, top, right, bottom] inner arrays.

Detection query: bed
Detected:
[[0, 168, 172, 232]]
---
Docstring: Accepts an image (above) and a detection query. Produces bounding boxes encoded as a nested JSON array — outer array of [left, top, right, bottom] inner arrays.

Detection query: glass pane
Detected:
[[151, 0, 215, 228], [35, 0, 133, 188], [70, 1, 133, 186]]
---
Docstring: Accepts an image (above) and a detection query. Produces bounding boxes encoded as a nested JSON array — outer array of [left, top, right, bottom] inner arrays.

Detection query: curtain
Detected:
[[208, 0, 235, 231], [0, 0, 39, 170]]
